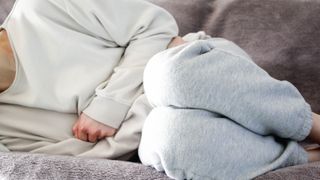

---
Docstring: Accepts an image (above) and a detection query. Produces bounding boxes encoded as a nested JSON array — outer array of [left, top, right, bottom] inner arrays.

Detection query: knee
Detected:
[[143, 41, 214, 107], [143, 47, 191, 107]]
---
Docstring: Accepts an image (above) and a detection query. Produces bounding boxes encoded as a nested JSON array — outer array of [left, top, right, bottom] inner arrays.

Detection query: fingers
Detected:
[[73, 121, 101, 143], [72, 120, 90, 142], [72, 121, 78, 137], [78, 127, 88, 142], [98, 131, 109, 140], [72, 113, 118, 143], [74, 128, 113, 143], [75, 128, 100, 143], [88, 131, 100, 143]]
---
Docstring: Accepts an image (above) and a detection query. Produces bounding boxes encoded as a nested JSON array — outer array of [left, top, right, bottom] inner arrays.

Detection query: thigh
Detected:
[[139, 107, 307, 180]]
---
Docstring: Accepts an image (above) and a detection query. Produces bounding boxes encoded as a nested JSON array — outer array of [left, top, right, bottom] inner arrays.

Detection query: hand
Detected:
[[168, 36, 187, 48], [72, 113, 117, 143]]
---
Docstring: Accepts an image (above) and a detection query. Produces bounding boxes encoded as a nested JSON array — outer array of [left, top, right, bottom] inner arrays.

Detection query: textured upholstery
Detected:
[[0, 0, 15, 23]]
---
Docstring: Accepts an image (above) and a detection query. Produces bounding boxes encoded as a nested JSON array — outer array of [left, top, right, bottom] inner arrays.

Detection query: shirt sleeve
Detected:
[[63, 0, 179, 129]]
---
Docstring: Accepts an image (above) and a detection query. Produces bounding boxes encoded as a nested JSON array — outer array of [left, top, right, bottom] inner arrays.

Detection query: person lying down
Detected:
[[0, 0, 178, 160], [1, 0, 320, 179], [139, 33, 320, 179]]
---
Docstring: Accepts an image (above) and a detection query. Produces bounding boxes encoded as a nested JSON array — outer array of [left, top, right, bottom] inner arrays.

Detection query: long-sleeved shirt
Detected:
[[0, 0, 178, 129]]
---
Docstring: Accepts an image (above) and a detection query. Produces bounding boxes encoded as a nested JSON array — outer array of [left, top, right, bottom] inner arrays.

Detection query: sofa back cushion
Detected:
[[0, 0, 15, 23]]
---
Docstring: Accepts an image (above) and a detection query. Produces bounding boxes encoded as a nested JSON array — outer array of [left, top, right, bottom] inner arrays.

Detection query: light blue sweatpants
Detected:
[[138, 38, 313, 180]]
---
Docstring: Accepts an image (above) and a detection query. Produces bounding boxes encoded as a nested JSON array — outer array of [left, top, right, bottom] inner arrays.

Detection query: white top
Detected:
[[0, 0, 178, 129]]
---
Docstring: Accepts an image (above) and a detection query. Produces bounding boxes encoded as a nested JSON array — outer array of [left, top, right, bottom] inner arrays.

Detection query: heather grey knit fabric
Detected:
[[139, 38, 312, 179]]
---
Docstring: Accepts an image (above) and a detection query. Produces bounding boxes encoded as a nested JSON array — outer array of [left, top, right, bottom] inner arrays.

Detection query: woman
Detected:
[[1, 0, 320, 179], [0, 0, 178, 160]]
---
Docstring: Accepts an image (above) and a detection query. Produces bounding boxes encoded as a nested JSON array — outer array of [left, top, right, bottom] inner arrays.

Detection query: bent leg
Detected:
[[139, 107, 308, 180], [144, 39, 312, 141]]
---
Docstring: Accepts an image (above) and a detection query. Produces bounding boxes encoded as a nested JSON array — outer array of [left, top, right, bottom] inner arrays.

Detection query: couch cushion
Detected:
[[0, 152, 171, 180], [148, 0, 214, 36], [0, 0, 15, 23], [255, 161, 320, 180], [1, 151, 320, 180], [150, 0, 320, 113]]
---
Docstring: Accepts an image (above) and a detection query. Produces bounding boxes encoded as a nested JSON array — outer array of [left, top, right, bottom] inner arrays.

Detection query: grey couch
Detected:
[[1, 0, 320, 179]]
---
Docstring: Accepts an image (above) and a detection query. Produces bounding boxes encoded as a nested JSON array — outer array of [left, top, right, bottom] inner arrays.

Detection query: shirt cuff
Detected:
[[82, 96, 131, 129]]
